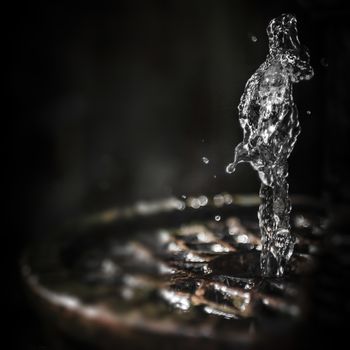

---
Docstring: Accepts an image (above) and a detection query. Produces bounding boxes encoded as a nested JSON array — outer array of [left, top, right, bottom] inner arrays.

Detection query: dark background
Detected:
[[8, 0, 348, 348]]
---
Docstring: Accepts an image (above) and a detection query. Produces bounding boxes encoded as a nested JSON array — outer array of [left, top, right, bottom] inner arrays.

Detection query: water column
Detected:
[[226, 14, 314, 276]]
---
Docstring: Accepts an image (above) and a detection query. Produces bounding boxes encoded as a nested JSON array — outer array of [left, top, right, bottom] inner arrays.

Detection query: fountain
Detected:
[[226, 14, 314, 276], [20, 14, 325, 350]]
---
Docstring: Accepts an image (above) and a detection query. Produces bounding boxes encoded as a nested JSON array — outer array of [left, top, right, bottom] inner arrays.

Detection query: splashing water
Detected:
[[202, 156, 210, 164], [226, 14, 313, 276]]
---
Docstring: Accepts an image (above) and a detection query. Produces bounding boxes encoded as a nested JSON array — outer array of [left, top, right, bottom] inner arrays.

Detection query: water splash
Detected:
[[202, 156, 210, 164], [226, 14, 313, 276]]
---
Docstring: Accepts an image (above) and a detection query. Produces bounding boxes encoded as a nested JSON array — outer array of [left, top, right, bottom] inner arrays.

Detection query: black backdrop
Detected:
[[8, 0, 348, 348]]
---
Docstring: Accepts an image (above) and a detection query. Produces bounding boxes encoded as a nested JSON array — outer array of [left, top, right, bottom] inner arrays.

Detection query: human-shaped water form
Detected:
[[226, 14, 313, 276]]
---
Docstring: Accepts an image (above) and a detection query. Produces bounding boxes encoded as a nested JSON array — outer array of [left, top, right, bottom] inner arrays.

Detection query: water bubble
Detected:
[[202, 157, 209, 164], [215, 215, 221, 222]]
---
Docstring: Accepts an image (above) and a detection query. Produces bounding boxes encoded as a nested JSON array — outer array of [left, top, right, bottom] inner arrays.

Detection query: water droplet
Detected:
[[181, 195, 187, 199], [202, 157, 209, 164], [294, 214, 311, 228], [213, 175, 217, 179], [251, 35, 258, 42], [306, 110, 311, 115], [215, 215, 221, 222], [226, 162, 236, 174]]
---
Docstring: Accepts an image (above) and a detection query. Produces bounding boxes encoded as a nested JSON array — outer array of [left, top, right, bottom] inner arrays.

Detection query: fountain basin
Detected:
[[21, 194, 325, 349]]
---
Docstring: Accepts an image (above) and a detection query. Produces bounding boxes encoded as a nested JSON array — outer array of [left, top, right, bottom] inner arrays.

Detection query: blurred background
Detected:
[[8, 0, 348, 348]]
